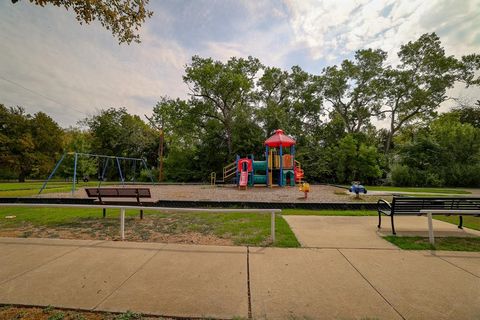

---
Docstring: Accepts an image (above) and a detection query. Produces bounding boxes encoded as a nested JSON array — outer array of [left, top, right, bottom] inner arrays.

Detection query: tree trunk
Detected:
[[385, 114, 395, 154], [18, 171, 26, 182], [225, 128, 233, 155]]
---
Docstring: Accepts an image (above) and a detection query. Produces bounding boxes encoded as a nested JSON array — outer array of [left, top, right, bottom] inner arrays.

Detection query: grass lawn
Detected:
[[434, 215, 480, 231], [363, 186, 471, 194], [0, 206, 299, 248], [384, 235, 480, 251], [0, 181, 117, 197]]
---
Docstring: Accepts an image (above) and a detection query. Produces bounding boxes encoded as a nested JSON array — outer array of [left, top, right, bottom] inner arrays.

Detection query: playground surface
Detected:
[[40, 184, 385, 203], [0, 236, 479, 319]]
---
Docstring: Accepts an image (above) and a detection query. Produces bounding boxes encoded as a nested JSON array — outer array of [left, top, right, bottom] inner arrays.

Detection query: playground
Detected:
[[1, 129, 480, 319]]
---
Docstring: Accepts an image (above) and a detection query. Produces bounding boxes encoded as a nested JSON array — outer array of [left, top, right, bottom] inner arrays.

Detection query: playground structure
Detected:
[[214, 129, 304, 188], [39, 152, 155, 195]]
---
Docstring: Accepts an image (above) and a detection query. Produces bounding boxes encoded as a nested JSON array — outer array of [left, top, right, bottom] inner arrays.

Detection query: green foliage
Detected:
[[321, 48, 387, 133], [19, 0, 153, 44], [334, 134, 382, 184], [47, 312, 65, 320], [1, 33, 479, 185], [0, 105, 63, 181], [115, 310, 143, 320], [392, 115, 480, 187]]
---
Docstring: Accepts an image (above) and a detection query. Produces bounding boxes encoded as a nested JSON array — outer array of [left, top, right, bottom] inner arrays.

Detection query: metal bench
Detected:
[[377, 197, 480, 235], [85, 187, 152, 219]]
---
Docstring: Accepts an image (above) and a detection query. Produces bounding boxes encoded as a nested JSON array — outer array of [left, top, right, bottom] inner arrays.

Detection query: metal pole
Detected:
[[427, 212, 434, 245], [72, 152, 78, 195], [265, 146, 269, 187], [39, 153, 66, 195], [98, 158, 109, 187], [116, 157, 124, 185], [142, 159, 155, 184], [120, 208, 125, 240], [279, 145, 283, 187], [271, 211, 276, 243]]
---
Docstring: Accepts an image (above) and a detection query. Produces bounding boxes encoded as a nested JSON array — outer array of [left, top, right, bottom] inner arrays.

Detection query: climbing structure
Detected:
[[218, 129, 304, 188]]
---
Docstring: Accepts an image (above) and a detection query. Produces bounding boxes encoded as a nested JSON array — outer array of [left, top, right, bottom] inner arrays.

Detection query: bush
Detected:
[[390, 164, 412, 186]]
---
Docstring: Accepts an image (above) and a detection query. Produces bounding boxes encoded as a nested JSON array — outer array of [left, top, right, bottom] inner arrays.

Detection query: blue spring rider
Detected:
[[349, 181, 367, 198]]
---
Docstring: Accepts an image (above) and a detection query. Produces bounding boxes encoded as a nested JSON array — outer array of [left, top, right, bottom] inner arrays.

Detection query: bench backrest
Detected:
[[392, 197, 480, 214], [85, 188, 151, 198]]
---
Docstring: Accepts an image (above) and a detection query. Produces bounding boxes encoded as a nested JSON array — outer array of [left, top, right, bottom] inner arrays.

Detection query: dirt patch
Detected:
[[0, 306, 168, 319], [0, 215, 233, 246]]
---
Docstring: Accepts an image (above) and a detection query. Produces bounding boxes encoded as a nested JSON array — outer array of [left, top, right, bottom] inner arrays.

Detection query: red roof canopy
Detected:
[[264, 129, 296, 147]]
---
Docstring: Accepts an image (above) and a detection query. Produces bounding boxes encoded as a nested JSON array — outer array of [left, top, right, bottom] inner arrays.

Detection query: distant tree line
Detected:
[[1, 33, 480, 186]]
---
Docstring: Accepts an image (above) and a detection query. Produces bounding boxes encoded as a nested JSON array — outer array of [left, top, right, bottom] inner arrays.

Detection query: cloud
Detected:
[[0, 1, 188, 125], [0, 0, 478, 127], [284, 0, 480, 64]]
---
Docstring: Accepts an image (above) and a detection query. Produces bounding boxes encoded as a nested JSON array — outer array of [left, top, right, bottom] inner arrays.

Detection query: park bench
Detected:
[[85, 187, 152, 219], [377, 196, 480, 235]]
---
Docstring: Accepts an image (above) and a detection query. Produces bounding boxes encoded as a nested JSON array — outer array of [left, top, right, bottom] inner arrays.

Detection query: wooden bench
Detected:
[[85, 187, 152, 219], [377, 197, 480, 235]]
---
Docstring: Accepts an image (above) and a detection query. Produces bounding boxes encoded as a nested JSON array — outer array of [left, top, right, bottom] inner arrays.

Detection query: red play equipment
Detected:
[[214, 129, 306, 188]]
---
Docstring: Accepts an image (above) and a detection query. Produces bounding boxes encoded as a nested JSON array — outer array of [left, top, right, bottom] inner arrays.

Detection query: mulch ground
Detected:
[[0, 306, 170, 320], [41, 184, 385, 203]]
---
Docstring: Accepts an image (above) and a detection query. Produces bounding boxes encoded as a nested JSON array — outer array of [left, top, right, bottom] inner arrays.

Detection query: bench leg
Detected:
[[377, 211, 382, 229], [391, 214, 396, 235], [140, 210, 143, 220], [458, 216, 463, 229], [103, 208, 106, 218]]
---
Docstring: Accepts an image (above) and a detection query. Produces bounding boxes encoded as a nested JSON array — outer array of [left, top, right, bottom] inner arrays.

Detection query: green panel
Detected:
[[253, 175, 267, 184], [253, 160, 267, 171], [282, 170, 295, 186]]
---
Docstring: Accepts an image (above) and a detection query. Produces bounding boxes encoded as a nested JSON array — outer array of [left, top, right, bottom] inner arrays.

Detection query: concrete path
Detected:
[[284, 215, 480, 248], [1, 237, 480, 319]]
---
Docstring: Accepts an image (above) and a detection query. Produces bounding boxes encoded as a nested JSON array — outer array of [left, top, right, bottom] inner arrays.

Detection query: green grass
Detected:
[[384, 235, 480, 251], [282, 209, 376, 216], [434, 215, 480, 231], [363, 186, 471, 194], [0, 207, 299, 247], [0, 181, 118, 197]]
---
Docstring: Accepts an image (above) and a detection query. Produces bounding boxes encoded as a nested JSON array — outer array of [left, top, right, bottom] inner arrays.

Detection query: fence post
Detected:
[[120, 208, 125, 240], [271, 211, 276, 243], [427, 212, 434, 245]]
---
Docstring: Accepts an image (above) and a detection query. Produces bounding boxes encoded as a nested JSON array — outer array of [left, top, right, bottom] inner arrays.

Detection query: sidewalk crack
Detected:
[[337, 249, 406, 320], [92, 248, 160, 311], [433, 254, 479, 279], [0, 245, 81, 286]]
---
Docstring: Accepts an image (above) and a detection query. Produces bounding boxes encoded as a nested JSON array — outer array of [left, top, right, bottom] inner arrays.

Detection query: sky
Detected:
[[0, 0, 479, 127]]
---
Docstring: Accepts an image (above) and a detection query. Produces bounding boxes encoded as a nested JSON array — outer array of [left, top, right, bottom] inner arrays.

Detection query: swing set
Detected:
[[38, 152, 155, 195]]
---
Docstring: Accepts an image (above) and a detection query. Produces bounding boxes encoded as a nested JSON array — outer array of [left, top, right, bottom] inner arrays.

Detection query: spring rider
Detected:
[[299, 182, 310, 199], [349, 181, 367, 199]]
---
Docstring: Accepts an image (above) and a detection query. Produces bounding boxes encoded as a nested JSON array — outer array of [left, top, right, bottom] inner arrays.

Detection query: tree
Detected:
[[450, 100, 480, 128], [13, 0, 153, 44], [0, 105, 63, 181], [183, 55, 263, 156], [334, 134, 382, 184], [381, 33, 480, 153], [82, 107, 157, 159], [256, 66, 323, 141], [321, 49, 387, 133]]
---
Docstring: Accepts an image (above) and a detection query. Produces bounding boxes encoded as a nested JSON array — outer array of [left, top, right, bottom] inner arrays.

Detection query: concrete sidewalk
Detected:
[[284, 215, 480, 248], [1, 237, 479, 319]]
